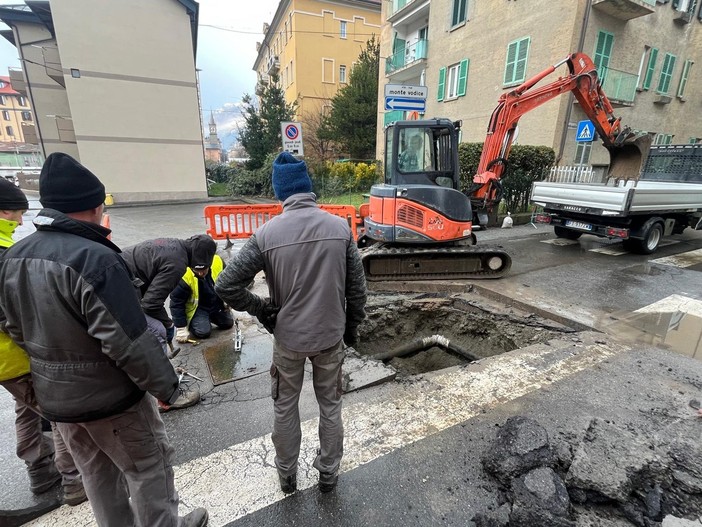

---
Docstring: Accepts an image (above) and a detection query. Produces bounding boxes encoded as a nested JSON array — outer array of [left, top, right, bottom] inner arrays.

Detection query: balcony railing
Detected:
[[592, 0, 655, 20], [600, 66, 638, 104], [385, 39, 428, 75]]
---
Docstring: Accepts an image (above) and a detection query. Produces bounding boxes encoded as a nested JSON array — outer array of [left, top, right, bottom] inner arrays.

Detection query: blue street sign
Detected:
[[576, 120, 595, 142], [384, 96, 426, 112]]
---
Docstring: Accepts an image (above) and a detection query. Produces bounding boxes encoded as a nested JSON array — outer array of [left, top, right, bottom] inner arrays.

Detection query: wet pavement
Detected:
[[3, 196, 702, 526]]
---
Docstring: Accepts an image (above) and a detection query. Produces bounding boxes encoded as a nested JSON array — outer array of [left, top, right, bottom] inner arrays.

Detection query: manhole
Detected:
[[355, 293, 573, 376]]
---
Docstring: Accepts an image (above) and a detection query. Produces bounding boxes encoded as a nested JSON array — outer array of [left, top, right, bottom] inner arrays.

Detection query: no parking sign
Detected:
[[281, 121, 304, 156]]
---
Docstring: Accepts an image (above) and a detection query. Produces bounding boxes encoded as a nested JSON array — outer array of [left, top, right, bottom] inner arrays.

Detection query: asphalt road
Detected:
[[3, 198, 702, 526]]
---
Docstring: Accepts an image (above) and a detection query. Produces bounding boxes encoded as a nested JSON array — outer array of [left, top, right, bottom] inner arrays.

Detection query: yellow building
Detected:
[[0, 75, 36, 145], [253, 0, 381, 123]]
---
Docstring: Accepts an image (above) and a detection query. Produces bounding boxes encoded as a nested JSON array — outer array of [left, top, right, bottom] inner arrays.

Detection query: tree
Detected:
[[238, 74, 296, 170], [300, 103, 338, 165], [318, 36, 379, 160]]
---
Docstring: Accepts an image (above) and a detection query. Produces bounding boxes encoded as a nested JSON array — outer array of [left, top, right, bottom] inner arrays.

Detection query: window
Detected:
[[642, 48, 658, 90], [339, 65, 347, 83], [71, 68, 80, 78], [21, 111, 31, 121], [657, 53, 676, 94], [677, 59, 693, 99], [289, 60, 293, 83], [574, 141, 592, 165], [322, 58, 334, 83], [5, 126, 13, 136], [284, 21, 288, 44], [451, 0, 467, 26], [594, 31, 614, 83], [0, 95, 5, 105], [288, 13, 292, 38], [438, 59, 469, 101], [340, 21, 347, 39], [653, 133, 673, 145], [503, 37, 529, 86], [17, 96, 26, 106], [2, 110, 9, 121]]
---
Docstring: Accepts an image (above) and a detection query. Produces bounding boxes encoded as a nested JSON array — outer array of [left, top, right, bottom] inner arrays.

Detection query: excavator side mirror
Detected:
[[453, 120, 463, 131]]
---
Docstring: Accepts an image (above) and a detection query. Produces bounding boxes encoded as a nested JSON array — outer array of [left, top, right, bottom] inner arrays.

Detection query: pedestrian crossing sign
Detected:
[[576, 120, 595, 142]]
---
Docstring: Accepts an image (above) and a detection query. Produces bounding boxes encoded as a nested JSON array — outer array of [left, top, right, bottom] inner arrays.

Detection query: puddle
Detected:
[[355, 293, 571, 376], [203, 333, 273, 385], [609, 310, 702, 360]]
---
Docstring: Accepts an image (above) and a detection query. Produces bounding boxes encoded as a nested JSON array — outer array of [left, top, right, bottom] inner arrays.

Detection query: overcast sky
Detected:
[[0, 0, 281, 149]]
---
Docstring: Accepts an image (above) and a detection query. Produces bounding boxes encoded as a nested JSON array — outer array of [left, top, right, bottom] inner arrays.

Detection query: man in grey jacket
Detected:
[[0, 153, 208, 527], [215, 152, 367, 494]]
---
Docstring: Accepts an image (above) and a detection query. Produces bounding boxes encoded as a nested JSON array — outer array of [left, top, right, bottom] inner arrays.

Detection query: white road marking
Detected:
[[652, 248, 702, 269], [27, 342, 624, 527], [590, 239, 679, 256], [635, 294, 702, 318]]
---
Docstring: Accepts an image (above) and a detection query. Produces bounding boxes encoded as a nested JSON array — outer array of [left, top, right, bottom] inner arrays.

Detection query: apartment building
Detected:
[[253, 0, 381, 122], [0, 75, 37, 146], [378, 0, 702, 169], [0, 0, 206, 203]]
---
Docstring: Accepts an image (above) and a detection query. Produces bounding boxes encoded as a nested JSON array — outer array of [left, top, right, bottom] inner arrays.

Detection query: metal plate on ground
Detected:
[[203, 332, 273, 385]]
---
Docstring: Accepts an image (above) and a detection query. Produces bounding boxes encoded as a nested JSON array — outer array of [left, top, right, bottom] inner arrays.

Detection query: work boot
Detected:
[[319, 471, 338, 493], [278, 472, 297, 494], [63, 477, 88, 506], [179, 507, 209, 527], [158, 389, 200, 413], [29, 463, 61, 494]]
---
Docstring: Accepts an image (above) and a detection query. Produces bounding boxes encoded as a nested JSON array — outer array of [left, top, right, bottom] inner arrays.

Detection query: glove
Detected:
[[343, 327, 358, 347], [175, 327, 190, 343], [257, 303, 280, 334]]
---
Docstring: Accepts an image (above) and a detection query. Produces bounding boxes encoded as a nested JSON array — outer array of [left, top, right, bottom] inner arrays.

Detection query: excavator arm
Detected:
[[471, 52, 647, 215]]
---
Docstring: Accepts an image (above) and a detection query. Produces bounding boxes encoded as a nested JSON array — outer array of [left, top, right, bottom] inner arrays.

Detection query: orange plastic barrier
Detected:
[[204, 203, 368, 241]]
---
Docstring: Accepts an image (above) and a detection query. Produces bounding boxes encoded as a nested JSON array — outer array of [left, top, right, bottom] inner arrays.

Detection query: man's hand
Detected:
[[257, 303, 280, 334], [343, 326, 358, 347], [175, 327, 190, 343]]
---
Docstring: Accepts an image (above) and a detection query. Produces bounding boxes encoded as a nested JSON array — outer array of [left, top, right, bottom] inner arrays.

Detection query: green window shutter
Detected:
[[437, 67, 446, 101], [642, 48, 658, 90], [504, 40, 518, 84], [594, 31, 614, 82], [677, 59, 692, 98], [457, 59, 469, 97], [657, 53, 676, 94], [514, 37, 529, 83]]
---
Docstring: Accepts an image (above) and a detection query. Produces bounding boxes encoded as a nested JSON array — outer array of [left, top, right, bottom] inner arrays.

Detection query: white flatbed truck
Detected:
[[531, 144, 702, 254]]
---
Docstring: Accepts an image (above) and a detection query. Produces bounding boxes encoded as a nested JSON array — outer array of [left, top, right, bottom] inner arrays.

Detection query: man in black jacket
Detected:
[[0, 153, 208, 527]]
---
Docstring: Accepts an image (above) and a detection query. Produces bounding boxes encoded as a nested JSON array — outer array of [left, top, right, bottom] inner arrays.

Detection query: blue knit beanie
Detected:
[[272, 152, 312, 201]]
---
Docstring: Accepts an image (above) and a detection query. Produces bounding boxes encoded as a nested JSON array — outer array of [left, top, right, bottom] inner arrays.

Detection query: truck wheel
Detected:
[[625, 222, 663, 255], [554, 226, 582, 240]]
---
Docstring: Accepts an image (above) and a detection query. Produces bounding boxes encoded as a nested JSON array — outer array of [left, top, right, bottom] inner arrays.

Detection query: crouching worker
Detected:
[[170, 253, 233, 342]]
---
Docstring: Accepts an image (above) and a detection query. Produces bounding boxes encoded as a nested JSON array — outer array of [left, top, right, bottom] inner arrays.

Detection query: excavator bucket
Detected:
[[606, 133, 652, 183]]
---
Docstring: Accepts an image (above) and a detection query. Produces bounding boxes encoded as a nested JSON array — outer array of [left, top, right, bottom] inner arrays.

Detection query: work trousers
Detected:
[[270, 340, 344, 478], [57, 395, 179, 527], [1, 374, 80, 485], [145, 314, 169, 356], [189, 307, 234, 339]]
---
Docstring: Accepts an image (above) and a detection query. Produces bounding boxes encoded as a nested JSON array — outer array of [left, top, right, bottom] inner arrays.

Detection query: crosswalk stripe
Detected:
[[27, 342, 623, 527], [635, 294, 702, 318], [589, 239, 679, 256], [652, 247, 702, 269]]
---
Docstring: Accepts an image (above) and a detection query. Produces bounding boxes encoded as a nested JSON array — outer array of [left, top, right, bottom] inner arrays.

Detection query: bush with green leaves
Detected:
[[227, 153, 276, 197], [457, 142, 554, 213]]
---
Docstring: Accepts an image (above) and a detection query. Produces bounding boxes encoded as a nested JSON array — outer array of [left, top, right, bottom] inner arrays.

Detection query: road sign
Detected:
[[281, 121, 304, 156], [576, 120, 595, 142], [384, 97, 426, 112], [384, 84, 428, 99]]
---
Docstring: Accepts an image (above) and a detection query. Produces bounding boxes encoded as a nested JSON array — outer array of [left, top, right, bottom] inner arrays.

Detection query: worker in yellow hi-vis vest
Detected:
[[169, 254, 233, 342]]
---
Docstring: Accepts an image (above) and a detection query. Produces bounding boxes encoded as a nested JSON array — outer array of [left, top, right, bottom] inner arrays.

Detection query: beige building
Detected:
[[253, 0, 381, 124], [0, 75, 37, 145], [0, 0, 206, 203], [378, 0, 702, 170]]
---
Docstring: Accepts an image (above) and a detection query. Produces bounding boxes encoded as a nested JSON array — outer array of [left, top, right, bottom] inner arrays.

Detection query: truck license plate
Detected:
[[565, 220, 592, 231]]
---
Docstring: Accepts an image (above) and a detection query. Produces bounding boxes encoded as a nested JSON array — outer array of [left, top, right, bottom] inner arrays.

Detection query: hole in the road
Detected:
[[355, 293, 573, 376]]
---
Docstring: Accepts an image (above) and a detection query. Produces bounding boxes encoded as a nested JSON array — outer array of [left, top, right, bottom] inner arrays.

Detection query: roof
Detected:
[[0, 141, 40, 153], [0, 76, 19, 95]]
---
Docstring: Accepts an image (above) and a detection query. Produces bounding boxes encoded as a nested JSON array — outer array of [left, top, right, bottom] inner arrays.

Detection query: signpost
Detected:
[[576, 120, 595, 142], [281, 121, 304, 156], [384, 84, 427, 113]]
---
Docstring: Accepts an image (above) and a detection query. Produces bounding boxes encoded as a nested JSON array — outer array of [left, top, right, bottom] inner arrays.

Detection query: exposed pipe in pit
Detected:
[[371, 334, 479, 363]]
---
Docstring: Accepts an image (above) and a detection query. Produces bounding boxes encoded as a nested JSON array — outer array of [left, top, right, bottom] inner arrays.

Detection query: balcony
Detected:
[[388, 0, 430, 26], [386, 39, 427, 80], [41, 46, 64, 87], [267, 56, 279, 76], [592, 0, 655, 21], [600, 66, 638, 106], [384, 110, 404, 127], [8, 67, 26, 94]]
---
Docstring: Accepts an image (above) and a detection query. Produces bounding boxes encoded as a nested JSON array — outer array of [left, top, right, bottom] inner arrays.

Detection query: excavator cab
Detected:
[[363, 119, 474, 245]]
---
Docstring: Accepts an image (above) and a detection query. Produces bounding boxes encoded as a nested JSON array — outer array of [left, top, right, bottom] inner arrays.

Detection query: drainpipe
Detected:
[[556, 0, 592, 164]]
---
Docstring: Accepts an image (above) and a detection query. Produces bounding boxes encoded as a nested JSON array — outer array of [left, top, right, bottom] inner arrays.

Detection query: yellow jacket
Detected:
[[181, 255, 225, 324], [0, 217, 30, 381]]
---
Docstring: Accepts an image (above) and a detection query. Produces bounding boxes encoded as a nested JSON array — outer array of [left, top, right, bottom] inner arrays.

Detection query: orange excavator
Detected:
[[359, 52, 649, 281]]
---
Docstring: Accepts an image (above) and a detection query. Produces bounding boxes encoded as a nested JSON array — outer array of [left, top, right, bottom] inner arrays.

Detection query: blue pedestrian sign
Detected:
[[384, 97, 426, 112], [576, 120, 595, 142]]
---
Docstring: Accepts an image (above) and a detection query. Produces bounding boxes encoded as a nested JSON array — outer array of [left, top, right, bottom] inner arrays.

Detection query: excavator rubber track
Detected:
[[360, 244, 512, 281]]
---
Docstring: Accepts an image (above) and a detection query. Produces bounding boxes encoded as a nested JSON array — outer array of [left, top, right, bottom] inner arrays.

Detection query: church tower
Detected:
[[204, 110, 223, 162]]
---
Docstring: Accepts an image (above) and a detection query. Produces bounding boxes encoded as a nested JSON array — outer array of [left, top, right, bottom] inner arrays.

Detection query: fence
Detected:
[[547, 165, 594, 184]]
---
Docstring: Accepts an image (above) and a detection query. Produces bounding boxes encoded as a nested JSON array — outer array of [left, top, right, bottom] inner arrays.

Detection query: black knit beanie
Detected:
[[188, 234, 217, 269], [40, 152, 106, 213], [0, 177, 28, 210]]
